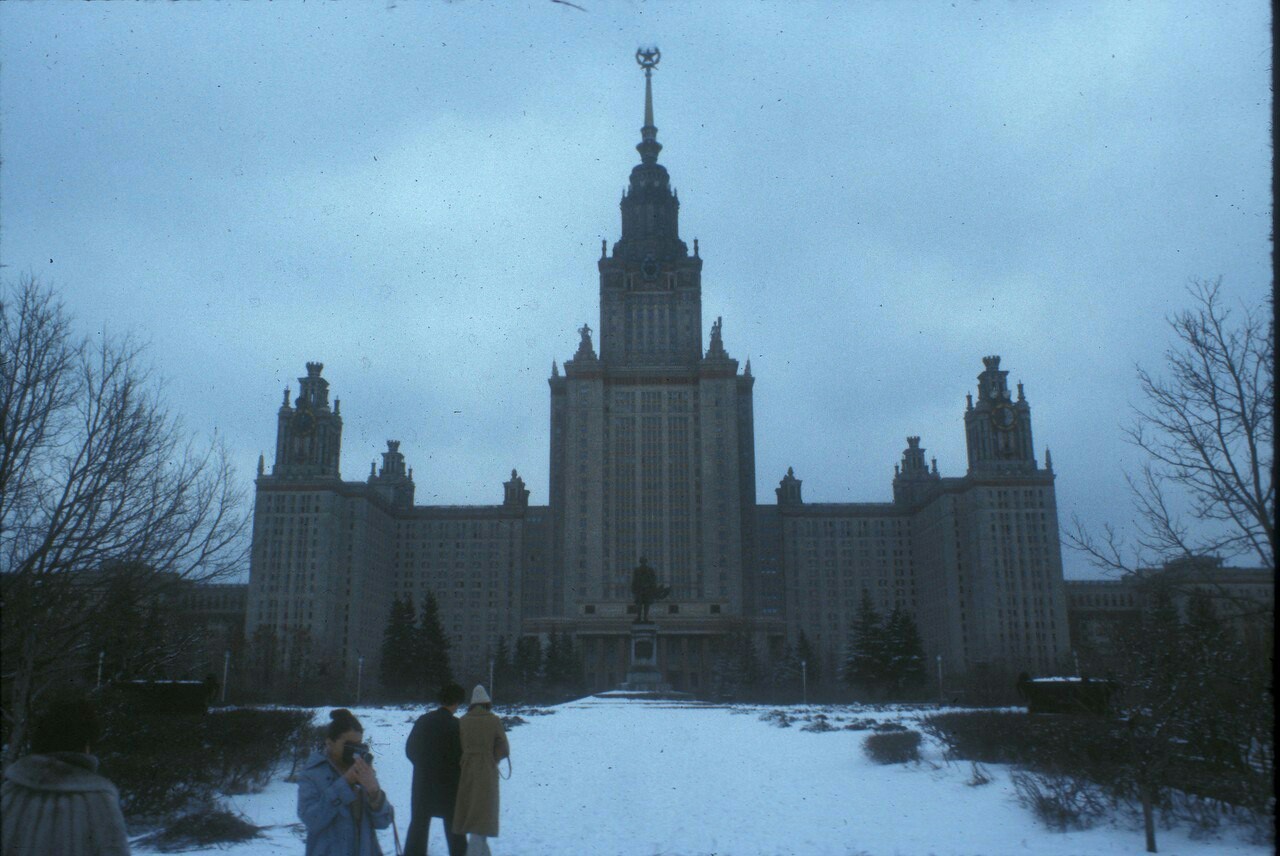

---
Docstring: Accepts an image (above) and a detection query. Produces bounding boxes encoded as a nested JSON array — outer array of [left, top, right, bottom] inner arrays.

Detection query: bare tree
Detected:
[[1, 278, 249, 761], [1069, 278, 1274, 580]]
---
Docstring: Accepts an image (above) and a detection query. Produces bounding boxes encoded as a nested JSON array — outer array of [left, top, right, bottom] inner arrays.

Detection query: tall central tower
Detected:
[[549, 49, 758, 620]]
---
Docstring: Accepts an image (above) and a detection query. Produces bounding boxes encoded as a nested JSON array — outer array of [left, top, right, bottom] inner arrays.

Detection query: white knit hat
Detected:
[[470, 684, 492, 705]]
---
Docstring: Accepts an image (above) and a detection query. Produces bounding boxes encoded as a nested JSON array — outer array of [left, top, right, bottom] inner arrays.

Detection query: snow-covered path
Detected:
[[168, 698, 1268, 856]]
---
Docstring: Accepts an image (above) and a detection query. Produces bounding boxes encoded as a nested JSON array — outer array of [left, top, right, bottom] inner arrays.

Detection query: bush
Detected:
[[921, 711, 1040, 765], [759, 710, 794, 728], [966, 762, 993, 787], [925, 710, 1274, 839], [205, 709, 314, 794], [135, 804, 262, 852], [864, 730, 922, 764], [1011, 770, 1110, 831], [843, 717, 878, 731], [801, 714, 838, 733], [98, 705, 313, 822]]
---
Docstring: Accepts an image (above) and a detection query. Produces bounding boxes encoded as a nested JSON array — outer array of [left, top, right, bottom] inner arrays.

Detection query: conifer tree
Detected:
[[415, 591, 453, 698], [883, 605, 926, 695], [843, 589, 886, 693], [543, 630, 583, 696], [513, 635, 543, 700], [379, 594, 417, 699], [492, 635, 514, 695]]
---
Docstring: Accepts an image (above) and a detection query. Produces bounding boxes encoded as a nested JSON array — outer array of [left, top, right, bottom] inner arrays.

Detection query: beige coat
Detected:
[[452, 706, 509, 837]]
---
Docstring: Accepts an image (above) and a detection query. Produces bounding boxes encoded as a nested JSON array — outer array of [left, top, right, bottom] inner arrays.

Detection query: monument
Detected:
[[617, 556, 686, 695]]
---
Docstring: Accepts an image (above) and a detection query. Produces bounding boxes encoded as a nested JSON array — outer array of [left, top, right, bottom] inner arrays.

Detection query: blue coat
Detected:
[[297, 751, 394, 856]]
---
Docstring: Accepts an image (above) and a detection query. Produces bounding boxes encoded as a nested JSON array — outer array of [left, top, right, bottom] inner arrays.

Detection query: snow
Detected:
[[137, 697, 1270, 856]]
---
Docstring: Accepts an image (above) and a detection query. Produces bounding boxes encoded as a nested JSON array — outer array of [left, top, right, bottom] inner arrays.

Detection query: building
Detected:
[[245, 53, 1073, 696], [1066, 556, 1274, 666]]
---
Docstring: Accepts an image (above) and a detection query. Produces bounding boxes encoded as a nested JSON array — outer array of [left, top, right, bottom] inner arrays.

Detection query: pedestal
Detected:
[[618, 622, 671, 692]]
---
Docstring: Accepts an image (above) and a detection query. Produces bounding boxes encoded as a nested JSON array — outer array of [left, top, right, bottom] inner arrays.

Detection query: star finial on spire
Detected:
[[635, 47, 662, 164]]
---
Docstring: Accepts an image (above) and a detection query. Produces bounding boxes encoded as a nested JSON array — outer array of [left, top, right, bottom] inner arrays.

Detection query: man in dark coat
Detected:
[[404, 682, 467, 856]]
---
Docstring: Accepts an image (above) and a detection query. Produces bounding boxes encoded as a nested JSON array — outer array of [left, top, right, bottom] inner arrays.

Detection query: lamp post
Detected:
[[489, 657, 495, 701], [221, 650, 230, 703], [356, 654, 365, 705], [936, 654, 943, 705], [801, 659, 807, 705], [96, 650, 105, 688]]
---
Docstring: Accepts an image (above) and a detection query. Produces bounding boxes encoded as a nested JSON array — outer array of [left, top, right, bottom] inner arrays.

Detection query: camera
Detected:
[[341, 742, 374, 766]]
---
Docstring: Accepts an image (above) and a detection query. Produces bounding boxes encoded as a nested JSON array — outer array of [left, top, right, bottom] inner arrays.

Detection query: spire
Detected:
[[614, 46, 686, 263], [636, 47, 662, 164]]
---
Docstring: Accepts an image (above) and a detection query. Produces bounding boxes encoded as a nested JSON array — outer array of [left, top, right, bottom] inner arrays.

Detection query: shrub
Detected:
[[801, 714, 838, 733], [98, 705, 314, 822], [921, 711, 1039, 765], [205, 709, 314, 794], [864, 730, 922, 764], [966, 762, 993, 787], [1011, 770, 1110, 831], [872, 721, 907, 733], [843, 718, 878, 731], [135, 804, 262, 852], [759, 710, 793, 728]]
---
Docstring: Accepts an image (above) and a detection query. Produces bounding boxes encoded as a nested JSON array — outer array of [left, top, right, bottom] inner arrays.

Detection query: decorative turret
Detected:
[[271, 362, 342, 479], [368, 440, 414, 508], [893, 436, 941, 505], [964, 355, 1037, 473], [776, 467, 804, 506], [503, 469, 530, 509]]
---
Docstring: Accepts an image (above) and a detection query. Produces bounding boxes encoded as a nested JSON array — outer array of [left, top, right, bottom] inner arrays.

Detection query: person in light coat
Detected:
[[452, 686, 509, 856], [1, 694, 130, 856], [297, 708, 394, 856]]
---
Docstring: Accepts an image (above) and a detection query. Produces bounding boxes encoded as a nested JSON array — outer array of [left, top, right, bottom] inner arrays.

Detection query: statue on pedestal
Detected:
[[630, 556, 670, 623]]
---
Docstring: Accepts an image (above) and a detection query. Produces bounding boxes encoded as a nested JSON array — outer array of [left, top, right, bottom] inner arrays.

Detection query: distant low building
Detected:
[[1064, 556, 1273, 664]]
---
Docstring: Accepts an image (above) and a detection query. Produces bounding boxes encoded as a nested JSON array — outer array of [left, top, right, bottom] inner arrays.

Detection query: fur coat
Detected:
[[1, 751, 131, 856]]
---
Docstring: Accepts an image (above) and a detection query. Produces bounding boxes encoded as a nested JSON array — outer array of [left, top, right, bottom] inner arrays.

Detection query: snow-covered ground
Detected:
[[140, 697, 1269, 856]]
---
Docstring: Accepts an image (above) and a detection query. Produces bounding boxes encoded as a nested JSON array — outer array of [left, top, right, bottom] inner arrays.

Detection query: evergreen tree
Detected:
[[543, 632, 565, 686], [883, 606, 927, 695], [513, 635, 543, 700], [768, 642, 802, 701], [843, 589, 887, 693], [711, 622, 761, 700], [379, 594, 416, 699], [544, 630, 583, 697], [492, 635, 514, 696], [415, 591, 454, 698]]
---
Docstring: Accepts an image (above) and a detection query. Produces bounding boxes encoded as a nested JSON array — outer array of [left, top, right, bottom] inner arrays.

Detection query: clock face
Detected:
[[991, 404, 1017, 431], [294, 409, 316, 435]]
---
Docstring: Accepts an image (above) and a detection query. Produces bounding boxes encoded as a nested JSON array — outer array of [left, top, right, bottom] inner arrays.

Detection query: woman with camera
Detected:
[[298, 709, 395, 856]]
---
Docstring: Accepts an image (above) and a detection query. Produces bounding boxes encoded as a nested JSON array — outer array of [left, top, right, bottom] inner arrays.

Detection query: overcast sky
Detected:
[[1, 1, 1271, 580]]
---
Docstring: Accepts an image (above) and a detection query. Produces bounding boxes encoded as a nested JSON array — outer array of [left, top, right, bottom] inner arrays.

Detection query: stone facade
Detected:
[[766, 360, 1072, 688], [244, 58, 1080, 697]]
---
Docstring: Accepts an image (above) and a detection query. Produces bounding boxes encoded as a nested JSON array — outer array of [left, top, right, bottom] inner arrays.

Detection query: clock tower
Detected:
[[964, 355, 1036, 473], [273, 361, 342, 479]]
